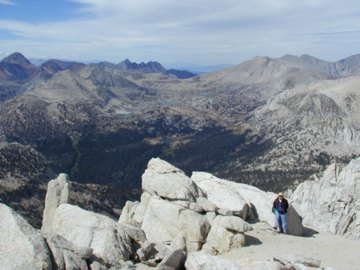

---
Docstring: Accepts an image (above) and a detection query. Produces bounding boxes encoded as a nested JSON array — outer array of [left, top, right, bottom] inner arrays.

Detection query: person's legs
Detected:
[[280, 213, 287, 233], [274, 210, 280, 230]]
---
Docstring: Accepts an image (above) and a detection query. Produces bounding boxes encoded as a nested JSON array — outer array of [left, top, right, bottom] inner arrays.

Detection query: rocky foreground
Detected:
[[1, 157, 360, 269]]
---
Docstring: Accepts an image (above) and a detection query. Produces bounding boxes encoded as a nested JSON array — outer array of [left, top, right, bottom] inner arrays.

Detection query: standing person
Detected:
[[272, 192, 289, 234]]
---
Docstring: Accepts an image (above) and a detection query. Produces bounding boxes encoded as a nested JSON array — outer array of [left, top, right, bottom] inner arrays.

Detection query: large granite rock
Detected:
[[192, 172, 304, 236], [142, 158, 203, 201], [191, 172, 250, 219], [41, 173, 70, 236], [46, 234, 92, 270], [185, 252, 243, 270], [119, 158, 258, 256], [132, 192, 152, 225], [141, 197, 211, 252], [202, 215, 253, 255], [0, 203, 52, 270], [119, 200, 140, 225], [51, 203, 134, 267], [291, 158, 360, 239], [157, 234, 187, 270]]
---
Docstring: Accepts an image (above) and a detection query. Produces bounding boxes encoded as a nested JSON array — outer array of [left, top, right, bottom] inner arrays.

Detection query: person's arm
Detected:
[[272, 200, 276, 214]]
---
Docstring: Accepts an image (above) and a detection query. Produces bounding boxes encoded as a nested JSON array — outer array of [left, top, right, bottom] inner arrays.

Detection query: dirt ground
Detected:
[[221, 222, 360, 270]]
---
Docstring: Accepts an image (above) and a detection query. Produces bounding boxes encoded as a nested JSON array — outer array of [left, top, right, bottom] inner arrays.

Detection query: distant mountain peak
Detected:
[[299, 54, 325, 62], [1, 52, 33, 67], [115, 59, 197, 78], [300, 53, 315, 59], [122, 58, 132, 65], [0, 52, 37, 81], [117, 59, 166, 73], [251, 56, 271, 61]]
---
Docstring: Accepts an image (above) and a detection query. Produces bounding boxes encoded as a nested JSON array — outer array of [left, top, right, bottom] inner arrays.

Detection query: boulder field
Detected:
[[3, 157, 356, 269]]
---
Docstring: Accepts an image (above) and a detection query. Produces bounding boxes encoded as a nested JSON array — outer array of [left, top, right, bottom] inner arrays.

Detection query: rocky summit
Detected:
[[2, 157, 360, 269], [2, 157, 348, 270], [1, 51, 360, 228]]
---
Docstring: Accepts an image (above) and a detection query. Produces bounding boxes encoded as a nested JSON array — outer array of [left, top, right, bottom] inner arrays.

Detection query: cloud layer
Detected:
[[0, 0, 360, 65], [0, 0, 14, 5]]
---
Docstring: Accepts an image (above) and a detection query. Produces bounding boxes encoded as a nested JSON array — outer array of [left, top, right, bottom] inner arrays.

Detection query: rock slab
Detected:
[[291, 158, 360, 239], [192, 171, 303, 236], [52, 203, 134, 267], [0, 203, 52, 270]]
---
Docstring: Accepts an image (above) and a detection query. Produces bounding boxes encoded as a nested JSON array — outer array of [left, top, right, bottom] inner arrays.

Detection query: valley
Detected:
[[1, 52, 360, 227]]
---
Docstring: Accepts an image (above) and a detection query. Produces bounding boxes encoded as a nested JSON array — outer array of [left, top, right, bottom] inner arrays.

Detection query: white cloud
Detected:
[[1, 0, 360, 64], [0, 0, 14, 5]]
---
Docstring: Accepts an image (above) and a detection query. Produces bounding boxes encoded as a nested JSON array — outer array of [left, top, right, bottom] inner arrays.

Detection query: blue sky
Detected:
[[0, 0, 86, 23], [1, 0, 360, 66]]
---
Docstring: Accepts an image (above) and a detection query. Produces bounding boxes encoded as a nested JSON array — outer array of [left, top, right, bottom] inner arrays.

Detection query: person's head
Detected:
[[278, 192, 284, 199]]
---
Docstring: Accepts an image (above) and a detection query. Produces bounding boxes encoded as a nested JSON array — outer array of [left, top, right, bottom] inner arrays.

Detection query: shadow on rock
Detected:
[[245, 235, 262, 246], [302, 226, 319, 237]]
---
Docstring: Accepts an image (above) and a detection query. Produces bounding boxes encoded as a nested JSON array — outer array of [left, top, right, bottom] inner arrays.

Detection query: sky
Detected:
[[0, 0, 360, 67]]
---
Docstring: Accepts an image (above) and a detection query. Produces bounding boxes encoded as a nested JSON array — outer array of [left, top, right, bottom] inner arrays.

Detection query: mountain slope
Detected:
[[279, 54, 360, 77], [1, 52, 360, 226], [40, 59, 85, 75], [235, 75, 360, 188]]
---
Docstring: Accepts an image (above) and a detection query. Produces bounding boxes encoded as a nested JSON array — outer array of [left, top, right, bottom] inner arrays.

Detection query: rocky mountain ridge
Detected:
[[243, 75, 360, 177], [118, 59, 167, 73], [278, 53, 360, 77]]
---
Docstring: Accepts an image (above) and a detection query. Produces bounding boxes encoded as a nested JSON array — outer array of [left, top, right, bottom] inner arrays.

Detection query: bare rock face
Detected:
[[141, 197, 211, 252], [134, 158, 230, 252], [186, 252, 324, 270], [119, 158, 261, 254], [191, 172, 250, 219], [40, 174, 149, 269], [119, 200, 140, 225], [0, 203, 52, 270], [192, 172, 304, 236], [45, 234, 92, 270], [51, 203, 134, 267], [156, 234, 187, 270], [291, 157, 360, 239], [202, 215, 253, 255], [185, 252, 243, 270], [41, 173, 70, 236], [142, 158, 203, 201], [38, 171, 139, 269]]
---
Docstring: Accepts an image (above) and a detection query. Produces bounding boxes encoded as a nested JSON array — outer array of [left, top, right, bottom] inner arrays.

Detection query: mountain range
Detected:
[[1, 51, 360, 227]]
